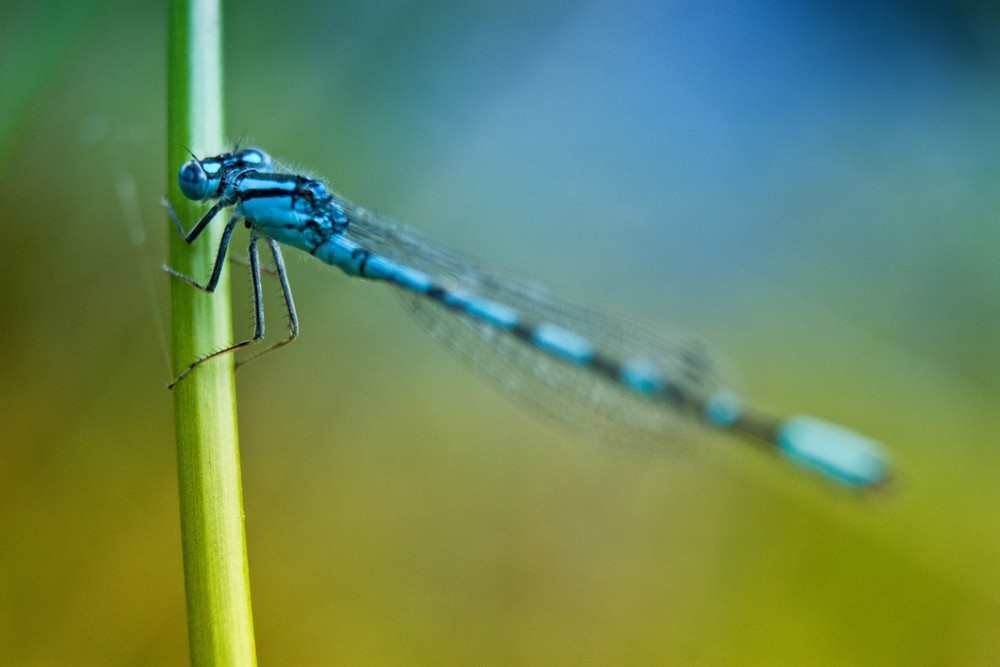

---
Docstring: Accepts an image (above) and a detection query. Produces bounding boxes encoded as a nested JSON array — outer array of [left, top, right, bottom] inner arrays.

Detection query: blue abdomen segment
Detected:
[[313, 236, 436, 295], [440, 290, 519, 329], [703, 390, 743, 426], [776, 416, 891, 487], [314, 236, 373, 276], [532, 323, 594, 363], [363, 255, 433, 293], [620, 358, 665, 395]]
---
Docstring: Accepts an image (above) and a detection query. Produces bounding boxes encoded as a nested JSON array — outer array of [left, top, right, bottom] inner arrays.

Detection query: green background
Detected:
[[2, 1, 998, 663]]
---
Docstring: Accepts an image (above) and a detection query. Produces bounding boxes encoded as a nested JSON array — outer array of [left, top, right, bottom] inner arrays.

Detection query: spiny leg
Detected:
[[235, 237, 299, 370], [167, 234, 267, 388], [161, 197, 229, 243], [162, 212, 241, 293]]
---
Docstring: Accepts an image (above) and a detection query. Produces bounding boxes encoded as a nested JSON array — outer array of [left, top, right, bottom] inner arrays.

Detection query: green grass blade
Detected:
[[167, 0, 256, 663]]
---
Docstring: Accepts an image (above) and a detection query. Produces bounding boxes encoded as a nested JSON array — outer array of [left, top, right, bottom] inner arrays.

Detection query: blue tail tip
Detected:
[[776, 415, 892, 488]]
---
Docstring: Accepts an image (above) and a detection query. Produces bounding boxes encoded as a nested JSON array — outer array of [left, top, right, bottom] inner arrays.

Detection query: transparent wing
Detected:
[[340, 199, 733, 454]]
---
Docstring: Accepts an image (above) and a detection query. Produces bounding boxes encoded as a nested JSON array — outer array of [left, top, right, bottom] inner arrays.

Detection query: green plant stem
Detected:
[[167, 0, 256, 663]]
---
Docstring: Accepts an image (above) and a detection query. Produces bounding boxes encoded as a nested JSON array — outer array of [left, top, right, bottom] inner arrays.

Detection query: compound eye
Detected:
[[238, 148, 271, 170], [178, 160, 210, 200]]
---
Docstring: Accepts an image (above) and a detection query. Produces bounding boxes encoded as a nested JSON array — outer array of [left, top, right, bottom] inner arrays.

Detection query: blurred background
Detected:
[[2, 0, 999, 663]]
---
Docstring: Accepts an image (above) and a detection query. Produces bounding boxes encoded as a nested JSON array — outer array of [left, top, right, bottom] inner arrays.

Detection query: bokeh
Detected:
[[1, 0, 998, 662]]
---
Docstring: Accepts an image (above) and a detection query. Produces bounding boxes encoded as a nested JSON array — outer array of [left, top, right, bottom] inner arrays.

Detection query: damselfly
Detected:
[[165, 147, 891, 489]]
